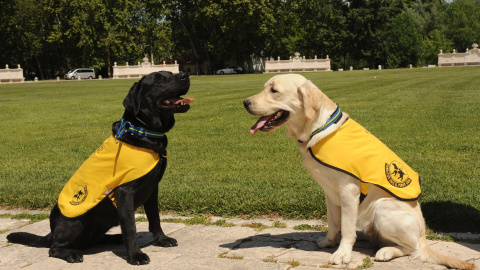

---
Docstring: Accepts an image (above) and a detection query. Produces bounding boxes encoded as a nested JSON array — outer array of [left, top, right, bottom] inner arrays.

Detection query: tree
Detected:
[[162, 0, 286, 74], [64, 0, 143, 77], [162, 0, 203, 74], [294, 0, 349, 69], [406, 1, 441, 42], [443, 0, 480, 52], [0, 0, 20, 69], [384, 12, 423, 68], [9, 0, 53, 79], [138, 1, 173, 64], [345, 0, 405, 69], [422, 29, 453, 65], [5, 0, 480, 79]]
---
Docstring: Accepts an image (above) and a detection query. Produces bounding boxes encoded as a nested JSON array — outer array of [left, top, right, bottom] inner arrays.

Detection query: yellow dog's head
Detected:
[[244, 74, 338, 141]]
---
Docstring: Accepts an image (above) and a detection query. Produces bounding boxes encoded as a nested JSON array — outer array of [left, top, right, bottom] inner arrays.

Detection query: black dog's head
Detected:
[[123, 71, 192, 132]]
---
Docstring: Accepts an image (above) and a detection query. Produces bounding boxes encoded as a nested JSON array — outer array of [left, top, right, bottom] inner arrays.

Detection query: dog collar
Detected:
[[298, 106, 343, 144], [114, 116, 165, 142]]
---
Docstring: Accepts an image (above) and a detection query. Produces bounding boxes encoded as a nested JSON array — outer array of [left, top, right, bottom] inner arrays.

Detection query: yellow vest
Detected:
[[309, 119, 421, 201], [58, 136, 160, 218]]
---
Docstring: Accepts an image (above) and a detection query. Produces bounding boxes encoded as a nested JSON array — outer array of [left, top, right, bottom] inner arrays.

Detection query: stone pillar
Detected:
[[34, 77, 38, 82], [98, 75, 102, 80], [349, 66, 353, 70], [378, 65, 382, 70], [56, 76, 60, 81]]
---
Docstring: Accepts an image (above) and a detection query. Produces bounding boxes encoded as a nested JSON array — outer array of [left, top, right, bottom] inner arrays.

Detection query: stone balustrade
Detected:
[[0, 64, 24, 83], [113, 56, 179, 79], [438, 43, 480, 67], [264, 52, 331, 73]]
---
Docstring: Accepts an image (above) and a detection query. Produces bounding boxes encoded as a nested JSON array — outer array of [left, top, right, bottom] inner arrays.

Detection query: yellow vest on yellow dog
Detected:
[[58, 136, 160, 218], [309, 119, 421, 201]]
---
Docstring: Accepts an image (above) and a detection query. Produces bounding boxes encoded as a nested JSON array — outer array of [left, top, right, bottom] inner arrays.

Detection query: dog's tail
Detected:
[[7, 232, 51, 248], [414, 236, 475, 270]]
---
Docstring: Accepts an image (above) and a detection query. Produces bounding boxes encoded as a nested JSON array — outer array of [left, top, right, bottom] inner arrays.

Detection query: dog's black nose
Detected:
[[243, 99, 252, 108], [179, 72, 189, 80]]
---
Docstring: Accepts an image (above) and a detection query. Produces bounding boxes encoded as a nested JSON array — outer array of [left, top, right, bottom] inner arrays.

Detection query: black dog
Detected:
[[7, 71, 193, 265]]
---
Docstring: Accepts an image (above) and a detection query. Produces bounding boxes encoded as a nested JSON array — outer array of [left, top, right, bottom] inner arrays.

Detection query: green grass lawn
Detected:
[[0, 67, 479, 232]]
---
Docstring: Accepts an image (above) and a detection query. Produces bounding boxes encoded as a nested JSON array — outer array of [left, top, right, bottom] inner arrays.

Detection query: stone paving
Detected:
[[0, 211, 479, 269]]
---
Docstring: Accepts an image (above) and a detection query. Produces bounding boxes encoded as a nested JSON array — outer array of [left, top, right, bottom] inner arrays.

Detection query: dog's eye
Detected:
[[270, 88, 278, 94]]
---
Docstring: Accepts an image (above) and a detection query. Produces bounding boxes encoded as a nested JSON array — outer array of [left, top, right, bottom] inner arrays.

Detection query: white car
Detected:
[[64, 68, 96, 80], [215, 66, 244, 75]]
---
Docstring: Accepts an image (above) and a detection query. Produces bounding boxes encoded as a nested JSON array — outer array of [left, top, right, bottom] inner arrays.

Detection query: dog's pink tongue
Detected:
[[174, 98, 195, 104], [250, 116, 270, 135]]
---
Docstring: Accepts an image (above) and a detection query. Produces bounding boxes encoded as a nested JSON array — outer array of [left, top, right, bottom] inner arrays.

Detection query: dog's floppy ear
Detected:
[[298, 80, 322, 121], [123, 80, 142, 115]]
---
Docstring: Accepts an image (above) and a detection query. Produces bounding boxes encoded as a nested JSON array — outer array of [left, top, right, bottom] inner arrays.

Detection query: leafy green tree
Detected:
[[163, 0, 282, 74], [422, 29, 453, 65], [5, 0, 480, 79], [406, 1, 441, 42], [384, 12, 423, 68], [345, 0, 405, 69], [443, 0, 480, 52], [9, 0, 52, 79], [293, 0, 348, 69], [0, 0, 20, 69], [162, 0, 203, 74], [64, 0, 142, 77], [138, 0, 173, 64], [405, 0, 452, 66]]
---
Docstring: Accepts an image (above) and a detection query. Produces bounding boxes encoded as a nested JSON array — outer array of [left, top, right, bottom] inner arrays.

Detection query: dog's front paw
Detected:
[[329, 247, 352, 265], [65, 250, 84, 263], [49, 247, 83, 263], [127, 252, 150, 265], [156, 236, 178, 247]]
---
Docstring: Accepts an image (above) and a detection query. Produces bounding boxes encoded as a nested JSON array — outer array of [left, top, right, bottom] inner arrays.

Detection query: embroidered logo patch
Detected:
[[385, 161, 412, 188], [70, 185, 88, 205]]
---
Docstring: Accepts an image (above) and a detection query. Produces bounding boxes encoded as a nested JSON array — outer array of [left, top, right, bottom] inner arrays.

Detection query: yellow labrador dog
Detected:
[[243, 74, 474, 270]]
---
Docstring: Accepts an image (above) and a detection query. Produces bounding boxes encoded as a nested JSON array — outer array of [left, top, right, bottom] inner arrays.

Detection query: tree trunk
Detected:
[[179, 20, 200, 75], [35, 54, 44, 80], [107, 48, 111, 78], [204, 44, 211, 75]]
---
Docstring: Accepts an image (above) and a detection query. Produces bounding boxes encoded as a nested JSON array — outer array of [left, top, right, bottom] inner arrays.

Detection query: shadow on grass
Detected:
[[422, 201, 480, 233]]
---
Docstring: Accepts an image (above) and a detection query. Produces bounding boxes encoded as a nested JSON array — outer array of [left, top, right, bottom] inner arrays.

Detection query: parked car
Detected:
[[215, 66, 245, 75], [64, 68, 96, 80]]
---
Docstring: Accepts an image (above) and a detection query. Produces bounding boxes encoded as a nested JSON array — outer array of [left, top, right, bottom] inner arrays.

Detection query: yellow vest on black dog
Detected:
[[309, 118, 421, 201], [58, 136, 160, 218]]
